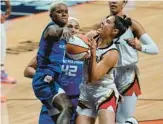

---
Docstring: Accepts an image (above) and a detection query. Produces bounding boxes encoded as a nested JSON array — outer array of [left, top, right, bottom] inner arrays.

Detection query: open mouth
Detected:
[[97, 27, 103, 33], [62, 17, 68, 20], [110, 5, 117, 9]]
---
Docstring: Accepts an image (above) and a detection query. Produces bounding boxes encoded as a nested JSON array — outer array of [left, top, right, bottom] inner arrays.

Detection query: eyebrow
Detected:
[[68, 24, 79, 26], [106, 19, 111, 23]]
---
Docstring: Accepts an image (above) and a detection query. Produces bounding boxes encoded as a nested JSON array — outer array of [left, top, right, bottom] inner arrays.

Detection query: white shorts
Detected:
[[76, 83, 119, 118]]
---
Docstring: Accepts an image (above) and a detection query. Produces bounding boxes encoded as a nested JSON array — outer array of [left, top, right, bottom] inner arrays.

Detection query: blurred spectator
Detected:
[[1, 0, 16, 84]]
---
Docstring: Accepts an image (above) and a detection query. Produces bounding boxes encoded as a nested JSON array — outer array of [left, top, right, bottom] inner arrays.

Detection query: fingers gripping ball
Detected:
[[66, 34, 90, 60]]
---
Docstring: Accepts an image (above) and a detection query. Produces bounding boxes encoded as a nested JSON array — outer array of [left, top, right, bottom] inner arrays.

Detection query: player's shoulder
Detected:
[[102, 43, 119, 58], [130, 18, 145, 38], [46, 23, 59, 31], [130, 18, 143, 31]]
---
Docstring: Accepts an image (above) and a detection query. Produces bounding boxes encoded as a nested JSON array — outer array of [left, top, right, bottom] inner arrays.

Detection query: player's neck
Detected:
[[98, 37, 112, 48], [110, 11, 124, 18]]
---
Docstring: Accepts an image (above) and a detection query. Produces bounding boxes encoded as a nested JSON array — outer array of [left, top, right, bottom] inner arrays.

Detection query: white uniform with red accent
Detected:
[[113, 28, 139, 94], [113, 19, 158, 124], [113, 28, 140, 124], [76, 43, 119, 118]]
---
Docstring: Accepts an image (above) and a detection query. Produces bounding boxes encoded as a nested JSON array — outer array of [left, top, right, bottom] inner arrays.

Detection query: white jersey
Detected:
[[114, 28, 138, 67], [84, 43, 117, 87], [77, 43, 119, 117], [113, 28, 139, 92]]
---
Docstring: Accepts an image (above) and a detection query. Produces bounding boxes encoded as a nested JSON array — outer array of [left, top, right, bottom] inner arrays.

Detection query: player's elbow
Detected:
[[142, 44, 159, 55], [24, 68, 29, 78], [154, 46, 159, 54], [24, 67, 34, 79], [90, 77, 98, 83], [89, 74, 101, 83], [151, 45, 159, 55]]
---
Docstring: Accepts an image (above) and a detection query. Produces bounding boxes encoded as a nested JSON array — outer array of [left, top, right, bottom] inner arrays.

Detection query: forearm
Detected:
[[139, 33, 159, 54], [4, 1, 11, 18], [89, 54, 98, 82], [44, 25, 63, 41], [131, 20, 159, 54]]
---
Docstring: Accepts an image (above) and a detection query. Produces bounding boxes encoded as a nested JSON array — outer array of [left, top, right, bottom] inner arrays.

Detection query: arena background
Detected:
[[1, 1, 163, 124], [1, 0, 91, 19]]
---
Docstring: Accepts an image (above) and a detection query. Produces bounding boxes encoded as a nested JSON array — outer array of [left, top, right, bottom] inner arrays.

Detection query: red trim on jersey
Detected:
[[123, 75, 141, 96], [98, 95, 117, 112]]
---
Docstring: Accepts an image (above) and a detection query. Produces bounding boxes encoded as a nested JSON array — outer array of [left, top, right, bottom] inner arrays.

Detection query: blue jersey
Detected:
[[40, 44, 84, 114], [58, 54, 84, 96], [37, 22, 66, 77]]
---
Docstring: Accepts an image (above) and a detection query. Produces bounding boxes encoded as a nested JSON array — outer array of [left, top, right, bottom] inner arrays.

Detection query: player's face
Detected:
[[51, 4, 68, 27], [97, 16, 117, 39], [108, 0, 126, 15], [67, 19, 80, 35]]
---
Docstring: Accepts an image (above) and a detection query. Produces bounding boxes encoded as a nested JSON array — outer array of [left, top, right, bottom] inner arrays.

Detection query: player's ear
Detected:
[[113, 28, 119, 37], [123, 0, 127, 7]]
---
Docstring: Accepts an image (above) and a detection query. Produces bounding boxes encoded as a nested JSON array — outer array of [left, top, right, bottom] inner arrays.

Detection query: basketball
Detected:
[[66, 34, 90, 60]]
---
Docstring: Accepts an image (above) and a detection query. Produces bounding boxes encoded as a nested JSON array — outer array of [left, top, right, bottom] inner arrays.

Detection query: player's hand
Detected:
[[43, 75, 53, 83], [88, 37, 97, 57], [125, 38, 142, 51], [1, 15, 6, 23], [61, 27, 72, 42], [85, 30, 98, 40]]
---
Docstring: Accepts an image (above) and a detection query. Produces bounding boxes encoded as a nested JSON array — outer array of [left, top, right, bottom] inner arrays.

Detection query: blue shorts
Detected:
[[39, 105, 77, 124], [39, 106, 54, 124], [32, 71, 65, 111]]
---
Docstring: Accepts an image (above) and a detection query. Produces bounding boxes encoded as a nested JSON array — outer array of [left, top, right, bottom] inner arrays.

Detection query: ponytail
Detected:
[[114, 15, 132, 38]]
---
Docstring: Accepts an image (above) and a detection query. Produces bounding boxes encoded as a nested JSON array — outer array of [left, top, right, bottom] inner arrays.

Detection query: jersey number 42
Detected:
[[62, 65, 78, 76]]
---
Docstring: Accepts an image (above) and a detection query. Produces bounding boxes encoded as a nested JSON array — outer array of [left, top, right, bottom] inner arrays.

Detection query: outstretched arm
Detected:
[[130, 19, 159, 54], [44, 25, 63, 41], [44, 25, 71, 41]]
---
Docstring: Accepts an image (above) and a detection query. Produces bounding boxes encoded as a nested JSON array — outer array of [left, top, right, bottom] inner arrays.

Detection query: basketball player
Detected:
[[25, 17, 84, 124], [76, 15, 132, 124], [32, 3, 75, 124], [107, 1, 159, 124], [1, 0, 16, 84]]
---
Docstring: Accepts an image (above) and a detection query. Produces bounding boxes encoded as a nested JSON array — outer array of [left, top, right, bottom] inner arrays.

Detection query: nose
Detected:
[[62, 11, 67, 17], [110, 0, 117, 4], [71, 28, 76, 34], [62, 13, 66, 16], [100, 21, 104, 27]]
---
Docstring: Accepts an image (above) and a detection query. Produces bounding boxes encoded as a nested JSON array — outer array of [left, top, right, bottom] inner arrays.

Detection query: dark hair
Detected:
[[124, 0, 128, 3], [106, 15, 132, 38]]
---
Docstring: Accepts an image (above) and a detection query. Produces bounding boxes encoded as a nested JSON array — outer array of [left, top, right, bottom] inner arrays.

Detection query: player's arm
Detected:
[[88, 41, 118, 83], [1, 0, 11, 23], [129, 19, 159, 54], [24, 56, 37, 79], [44, 25, 71, 41], [4, 0, 11, 18], [44, 25, 63, 41], [89, 50, 118, 83]]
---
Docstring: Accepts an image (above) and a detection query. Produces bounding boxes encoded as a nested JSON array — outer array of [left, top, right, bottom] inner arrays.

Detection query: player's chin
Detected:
[[62, 18, 68, 23], [111, 10, 118, 15], [58, 20, 68, 27], [97, 29, 103, 36]]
